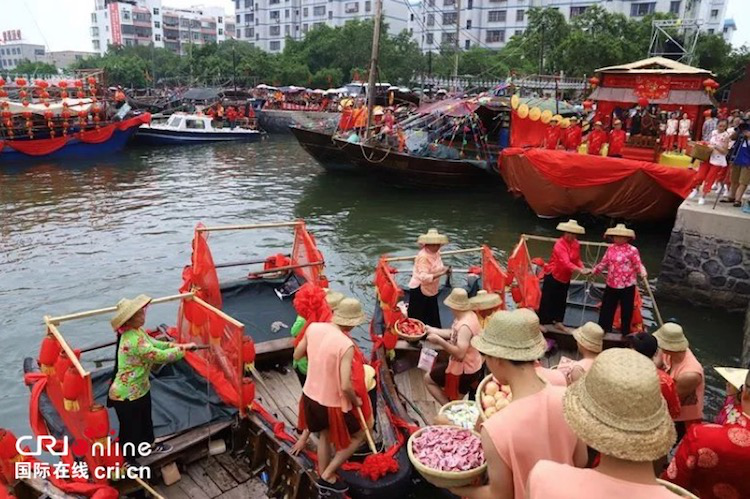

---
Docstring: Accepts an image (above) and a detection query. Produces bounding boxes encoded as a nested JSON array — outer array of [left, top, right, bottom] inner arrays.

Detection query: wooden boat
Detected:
[[258, 108, 340, 134], [290, 125, 360, 173], [134, 113, 263, 145]]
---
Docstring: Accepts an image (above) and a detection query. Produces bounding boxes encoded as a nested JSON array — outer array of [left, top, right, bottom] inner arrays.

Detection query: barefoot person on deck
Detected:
[[424, 288, 483, 405], [407, 229, 451, 328]]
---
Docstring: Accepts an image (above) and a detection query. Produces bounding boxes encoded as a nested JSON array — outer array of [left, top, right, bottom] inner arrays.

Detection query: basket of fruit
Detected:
[[407, 425, 487, 488], [438, 400, 481, 430], [395, 317, 426, 342], [656, 480, 699, 498], [476, 374, 512, 422]]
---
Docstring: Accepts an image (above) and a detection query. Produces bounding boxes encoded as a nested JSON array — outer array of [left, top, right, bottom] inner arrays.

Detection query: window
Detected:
[[710, 9, 719, 18], [155, 34, 162, 41], [235, 0, 240, 9], [122, 10, 131, 20], [270, 0, 280, 4], [245, 0, 251, 6], [303, 23, 308, 32], [91, 26, 100, 36], [329, 10, 333, 19], [314, 6, 325, 15], [270, 25, 280, 35], [444, 0, 455, 5], [154, 20, 161, 28], [237, 28, 241, 37], [488, 10, 506, 22], [245, 13, 253, 23], [465, 39, 470, 49], [569, 6, 586, 17], [488, 0, 506, 3], [270, 40, 281, 50], [345, 2, 359, 13], [303, 7, 308, 16], [218, 28, 223, 35], [153, 7, 159, 15], [516, 9, 524, 21], [285, 25, 290, 34], [245, 27, 254, 37], [91, 13, 97, 22], [467, 0, 472, 9], [410, 13, 414, 21], [426, 32, 433, 44], [185, 119, 206, 130], [630, 3, 655, 17], [218, 16, 223, 23], [285, 9, 290, 18], [466, 19, 471, 29], [427, 13, 434, 26], [514, 29, 523, 36], [365, 1, 371, 11], [93, 40, 101, 50], [669, 1, 681, 14], [314, 22, 324, 28], [236, 14, 240, 23], [125, 38, 134, 46], [270, 10, 280, 19], [486, 29, 504, 42], [708, 28, 714, 34], [441, 32, 455, 44], [443, 12, 457, 25]]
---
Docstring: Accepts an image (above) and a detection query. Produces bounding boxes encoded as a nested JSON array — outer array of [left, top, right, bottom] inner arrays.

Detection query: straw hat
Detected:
[[604, 224, 636, 239], [569, 116, 579, 122], [364, 364, 377, 392], [332, 298, 367, 327], [572, 322, 604, 353], [325, 288, 345, 310], [444, 288, 472, 311], [417, 228, 449, 245], [653, 323, 689, 352], [714, 367, 749, 391], [594, 120, 603, 126], [564, 348, 676, 461], [471, 308, 546, 361], [556, 219, 585, 235], [110, 294, 152, 330], [469, 290, 502, 311]]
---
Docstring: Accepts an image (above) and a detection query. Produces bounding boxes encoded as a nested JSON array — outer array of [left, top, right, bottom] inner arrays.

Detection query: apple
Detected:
[[495, 398, 510, 410], [501, 385, 511, 394], [484, 407, 497, 418], [482, 396, 495, 409], [484, 381, 500, 397]]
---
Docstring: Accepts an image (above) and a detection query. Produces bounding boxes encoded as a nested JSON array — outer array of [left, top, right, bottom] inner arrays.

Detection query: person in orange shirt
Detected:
[[408, 229, 450, 327], [564, 116, 583, 151], [450, 309, 587, 499], [543, 117, 562, 150], [587, 121, 607, 155], [353, 101, 367, 133], [608, 119, 627, 157], [527, 349, 679, 499]]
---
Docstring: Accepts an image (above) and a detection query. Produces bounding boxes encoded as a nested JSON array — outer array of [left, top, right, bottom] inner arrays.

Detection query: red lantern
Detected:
[[582, 100, 593, 110], [510, 284, 523, 305], [87, 76, 97, 86], [38, 335, 62, 375], [74, 80, 83, 88], [588, 76, 600, 89], [0, 90, 6, 98], [637, 97, 649, 108], [242, 378, 255, 408], [41, 90, 50, 100], [22, 100, 29, 108], [18, 90, 27, 99], [242, 338, 256, 373], [62, 367, 84, 411], [85, 404, 110, 443], [0, 77, 5, 87], [57, 80, 68, 89], [77, 90, 86, 99], [54, 353, 73, 383], [209, 323, 222, 345], [15, 77, 27, 87]]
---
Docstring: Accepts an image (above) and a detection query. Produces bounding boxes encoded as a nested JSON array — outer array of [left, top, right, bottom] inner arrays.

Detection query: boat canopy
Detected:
[[415, 98, 480, 117], [182, 87, 222, 101], [2, 98, 94, 116]]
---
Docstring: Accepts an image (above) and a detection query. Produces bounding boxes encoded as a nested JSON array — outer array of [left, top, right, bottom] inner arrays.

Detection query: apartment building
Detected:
[[0, 30, 46, 71], [410, 0, 733, 54], [232, 0, 410, 52], [90, 0, 235, 56]]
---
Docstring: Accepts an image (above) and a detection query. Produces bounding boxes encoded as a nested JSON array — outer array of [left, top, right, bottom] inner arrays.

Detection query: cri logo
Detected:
[[16, 425, 117, 457]]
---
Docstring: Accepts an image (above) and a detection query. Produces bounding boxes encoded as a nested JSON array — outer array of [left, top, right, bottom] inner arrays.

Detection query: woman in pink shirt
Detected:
[[408, 229, 450, 327], [527, 349, 679, 499], [593, 224, 646, 335], [538, 220, 588, 331]]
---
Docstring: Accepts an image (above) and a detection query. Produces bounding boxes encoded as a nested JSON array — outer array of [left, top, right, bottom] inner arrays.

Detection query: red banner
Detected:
[[634, 76, 671, 100], [110, 3, 122, 46], [481, 245, 507, 307], [507, 239, 541, 310], [510, 111, 548, 148], [603, 74, 703, 91]]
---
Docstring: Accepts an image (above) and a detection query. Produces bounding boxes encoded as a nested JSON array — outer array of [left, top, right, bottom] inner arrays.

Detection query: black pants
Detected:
[[598, 285, 636, 335], [408, 287, 441, 328], [537, 274, 570, 325], [109, 391, 154, 464]]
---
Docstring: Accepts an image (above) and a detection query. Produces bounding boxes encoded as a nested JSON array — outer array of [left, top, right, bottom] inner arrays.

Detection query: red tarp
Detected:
[[416, 98, 479, 117], [507, 239, 541, 310], [291, 222, 326, 287], [77, 125, 116, 144], [481, 245, 507, 306], [510, 111, 548, 148], [181, 224, 222, 308]]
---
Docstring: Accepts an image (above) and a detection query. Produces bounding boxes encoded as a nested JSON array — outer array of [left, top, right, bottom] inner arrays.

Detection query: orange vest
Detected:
[[302, 323, 354, 411]]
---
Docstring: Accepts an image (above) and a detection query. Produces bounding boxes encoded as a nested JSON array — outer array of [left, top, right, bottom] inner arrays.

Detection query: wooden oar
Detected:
[[641, 274, 664, 328], [356, 407, 377, 454]]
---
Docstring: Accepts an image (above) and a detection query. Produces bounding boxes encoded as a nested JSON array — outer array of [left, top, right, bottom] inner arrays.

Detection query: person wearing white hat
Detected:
[[542, 116, 562, 150], [424, 288, 483, 405], [108, 295, 196, 463], [714, 366, 750, 427], [592, 224, 646, 335], [537, 220, 588, 331], [527, 349, 679, 499], [450, 309, 586, 499], [407, 229, 451, 328]]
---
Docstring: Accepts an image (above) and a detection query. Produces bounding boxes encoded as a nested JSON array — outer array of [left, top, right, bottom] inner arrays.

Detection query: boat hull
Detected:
[[290, 126, 359, 172], [258, 109, 340, 134], [134, 127, 263, 145]]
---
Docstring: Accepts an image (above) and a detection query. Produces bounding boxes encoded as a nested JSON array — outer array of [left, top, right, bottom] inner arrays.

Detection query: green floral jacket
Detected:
[[108, 328, 184, 402], [290, 315, 308, 374]]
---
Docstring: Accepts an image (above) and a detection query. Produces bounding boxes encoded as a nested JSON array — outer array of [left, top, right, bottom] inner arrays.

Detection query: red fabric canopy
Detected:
[[510, 111, 548, 148]]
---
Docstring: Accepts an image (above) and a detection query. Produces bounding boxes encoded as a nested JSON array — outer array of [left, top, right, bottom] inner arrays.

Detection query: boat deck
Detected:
[[155, 455, 268, 499]]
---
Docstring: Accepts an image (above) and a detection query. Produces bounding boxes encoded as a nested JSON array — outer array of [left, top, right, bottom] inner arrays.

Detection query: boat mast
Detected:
[[365, 0, 383, 140], [453, 0, 460, 93]]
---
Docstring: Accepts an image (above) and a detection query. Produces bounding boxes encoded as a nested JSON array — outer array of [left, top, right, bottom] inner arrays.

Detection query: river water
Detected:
[[0, 136, 744, 438]]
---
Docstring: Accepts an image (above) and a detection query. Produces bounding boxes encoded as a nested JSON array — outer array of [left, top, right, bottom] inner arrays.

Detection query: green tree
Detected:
[[13, 59, 58, 76]]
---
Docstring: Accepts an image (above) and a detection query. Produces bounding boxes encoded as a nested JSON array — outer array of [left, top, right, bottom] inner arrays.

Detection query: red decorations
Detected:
[[588, 76, 600, 89], [15, 77, 27, 87], [85, 404, 110, 442], [58, 80, 69, 99], [87, 76, 97, 86], [0, 78, 5, 87], [74, 79, 85, 99], [38, 335, 61, 374], [61, 104, 71, 135], [92, 105, 102, 129], [23, 109, 33, 139], [45, 110, 55, 136], [634, 75, 671, 100], [62, 367, 84, 411], [637, 97, 649, 108], [57, 80, 68, 88], [73, 79, 83, 88], [0, 77, 6, 98], [241, 377, 255, 408], [242, 338, 256, 373], [582, 100, 593, 110], [702, 78, 719, 93], [78, 109, 88, 126], [18, 90, 27, 99]]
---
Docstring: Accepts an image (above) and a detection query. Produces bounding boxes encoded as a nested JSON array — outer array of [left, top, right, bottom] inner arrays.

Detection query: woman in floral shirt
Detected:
[[715, 367, 749, 427], [107, 295, 195, 462], [592, 224, 646, 335]]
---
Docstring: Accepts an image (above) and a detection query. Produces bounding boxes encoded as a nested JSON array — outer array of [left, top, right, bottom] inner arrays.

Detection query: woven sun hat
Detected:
[[572, 322, 605, 353], [564, 348, 676, 461], [714, 366, 749, 391], [110, 294, 152, 330], [653, 322, 689, 352], [469, 290, 502, 311], [471, 308, 546, 361], [364, 364, 377, 392], [332, 297, 367, 327], [556, 219, 585, 235], [417, 228, 449, 246], [604, 224, 636, 239], [444, 288, 472, 311], [594, 120, 603, 126], [569, 116, 579, 122], [324, 288, 345, 310]]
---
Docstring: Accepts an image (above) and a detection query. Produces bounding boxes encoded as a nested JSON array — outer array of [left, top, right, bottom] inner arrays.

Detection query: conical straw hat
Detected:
[[110, 294, 152, 330], [556, 219, 585, 235], [471, 308, 546, 361], [714, 367, 749, 391], [332, 298, 367, 327], [364, 364, 377, 391], [564, 348, 676, 461], [417, 228, 449, 245], [653, 323, 688, 352], [469, 290, 502, 311], [572, 322, 604, 353], [443, 288, 472, 311], [605, 224, 636, 239], [324, 288, 345, 310]]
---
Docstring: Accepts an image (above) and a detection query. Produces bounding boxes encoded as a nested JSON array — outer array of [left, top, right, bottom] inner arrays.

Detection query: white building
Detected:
[[232, 0, 410, 52], [410, 0, 733, 54], [90, 0, 235, 56], [0, 30, 46, 71]]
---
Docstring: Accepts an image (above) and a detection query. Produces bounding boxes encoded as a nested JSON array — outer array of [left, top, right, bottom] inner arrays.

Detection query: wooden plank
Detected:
[[203, 457, 239, 492], [214, 479, 269, 499], [173, 474, 212, 499], [215, 453, 252, 484], [20, 477, 76, 499], [140, 420, 233, 466], [47, 293, 193, 323], [256, 337, 294, 355], [156, 482, 191, 499], [186, 461, 223, 498]]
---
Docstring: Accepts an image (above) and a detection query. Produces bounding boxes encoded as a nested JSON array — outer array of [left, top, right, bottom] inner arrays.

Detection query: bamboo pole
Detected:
[[249, 261, 324, 276], [384, 247, 484, 263], [641, 275, 664, 328], [214, 256, 289, 269], [47, 293, 194, 324], [190, 296, 244, 328], [196, 221, 302, 232], [356, 407, 377, 454], [522, 234, 611, 248], [123, 465, 165, 499], [43, 318, 89, 378]]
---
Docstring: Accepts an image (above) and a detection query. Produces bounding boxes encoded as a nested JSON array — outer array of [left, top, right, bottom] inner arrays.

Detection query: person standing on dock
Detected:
[[527, 349, 679, 499], [293, 298, 372, 495], [592, 224, 646, 336], [689, 118, 731, 205], [108, 295, 196, 464], [537, 220, 588, 332], [564, 116, 583, 151], [407, 229, 451, 328], [722, 122, 750, 208], [586, 121, 607, 156], [424, 288, 483, 404], [654, 323, 705, 442], [450, 308, 587, 499]]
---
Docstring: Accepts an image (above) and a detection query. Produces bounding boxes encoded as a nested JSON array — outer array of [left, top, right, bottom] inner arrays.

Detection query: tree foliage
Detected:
[[13, 59, 58, 77]]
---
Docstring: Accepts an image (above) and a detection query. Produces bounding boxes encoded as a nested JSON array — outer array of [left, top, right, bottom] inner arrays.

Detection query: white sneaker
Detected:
[[698, 196, 706, 205], [688, 188, 698, 199]]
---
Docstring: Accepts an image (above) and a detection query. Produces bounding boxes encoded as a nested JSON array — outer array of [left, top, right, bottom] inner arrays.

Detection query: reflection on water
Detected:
[[0, 136, 743, 436]]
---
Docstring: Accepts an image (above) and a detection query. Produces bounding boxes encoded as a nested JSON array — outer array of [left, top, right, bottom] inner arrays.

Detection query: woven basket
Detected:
[[395, 318, 426, 342], [687, 141, 712, 162], [437, 400, 481, 429], [656, 479, 699, 498], [407, 426, 487, 489], [475, 374, 512, 423]]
